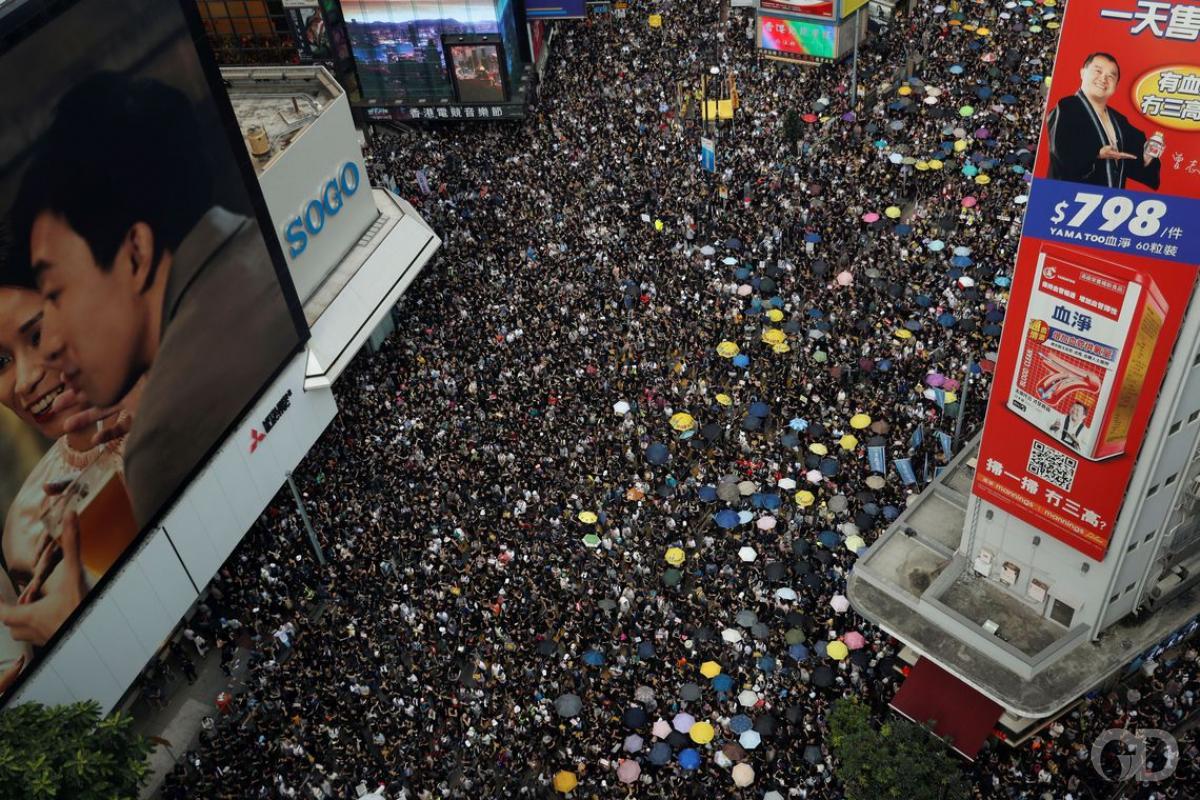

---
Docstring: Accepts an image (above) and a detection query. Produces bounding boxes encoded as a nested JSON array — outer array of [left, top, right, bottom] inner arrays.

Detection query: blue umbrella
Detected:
[[649, 742, 671, 765], [789, 417, 809, 431], [894, 224, 912, 236], [994, 276, 1012, 287], [714, 509, 740, 529], [781, 432, 800, 448], [758, 656, 777, 672], [949, 64, 964, 74], [749, 401, 770, 418], [883, 505, 900, 521], [963, 164, 979, 177], [819, 458, 839, 477], [951, 255, 972, 267], [646, 443, 670, 465], [583, 649, 605, 666], [874, 138, 889, 149], [818, 530, 841, 548], [638, 641, 656, 659], [697, 485, 717, 502], [732, 354, 750, 368], [678, 749, 701, 770], [738, 510, 754, 525], [985, 309, 1004, 322], [947, 267, 964, 280], [976, 86, 993, 99], [760, 493, 782, 511], [726, 238, 743, 251], [712, 674, 734, 692], [904, 320, 922, 332], [807, 308, 824, 318], [789, 643, 810, 661], [927, 240, 946, 252], [735, 267, 751, 280], [970, 362, 983, 375], [877, 359, 892, 372], [915, 295, 932, 307], [983, 324, 1003, 336], [804, 232, 821, 243], [767, 296, 784, 309], [937, 313, 957, 328], [730, 714, 753, 734]]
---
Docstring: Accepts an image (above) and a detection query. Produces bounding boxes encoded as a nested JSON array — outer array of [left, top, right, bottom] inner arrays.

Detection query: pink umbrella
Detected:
[[617, 759, 642, 784], [836, 270, 854, 286], [861, 212, 880, 223], [756, 516, 777, 531], [737, 284, 753, 296], [652, 719, 672, 739], [961, 196, 977, 208], [844, 631, 867, 650], [943, 378, 961, 391], [830, 594, 850, 613], [925, 373, 946, 388]]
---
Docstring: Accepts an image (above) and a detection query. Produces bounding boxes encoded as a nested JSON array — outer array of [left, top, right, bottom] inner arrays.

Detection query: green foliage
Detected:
[[828, 698, 971, 800], [0, 701, 153, 800]]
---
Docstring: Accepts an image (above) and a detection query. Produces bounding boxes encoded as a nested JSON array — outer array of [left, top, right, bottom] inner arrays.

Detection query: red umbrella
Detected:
[[802, 113, 819, 123], [961, 196, 978, 208]]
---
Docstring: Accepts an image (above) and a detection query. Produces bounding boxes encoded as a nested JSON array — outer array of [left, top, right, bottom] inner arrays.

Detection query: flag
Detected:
[[415, 169, 431, 195], [867, 444, 887, 474], [894, 458, 917, 486], [910, 424, 924, 449], [936, 431, 953, 459]]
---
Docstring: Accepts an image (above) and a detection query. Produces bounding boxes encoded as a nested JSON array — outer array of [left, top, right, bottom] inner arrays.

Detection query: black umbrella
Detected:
[[804, 744, 822, 764], [742, 416, 764, 432], [754, 715, 779, 736], [556, 694, 583, 717], [792, 540, 811, 556], [850, 650, 872, 668], [819, 458, 839, 477], [667, 730, 690, 749], [812, 666, 835, 687], [751, 622, 770, 639], [781, 432, 800, 448], [793, 560, 811, 576], [623, 707, 648, 728], [854, 511, 874, 531], [657, 482, 676, 498], [812, 549, 833, 566], [765, 562, 787, 582], [637, 641, 656, 659], [783, 319, 802, 334], [784, 611, 808, 628], [803, 572, 824, 589], [804, 454, 821, 469], [694, 627, 715, 642], [786, 705, 805, 724], [701, 423, 723, 441], [537, 639, 557, 656], [808, 422, 828, 438], [812, 260, 829, 276]]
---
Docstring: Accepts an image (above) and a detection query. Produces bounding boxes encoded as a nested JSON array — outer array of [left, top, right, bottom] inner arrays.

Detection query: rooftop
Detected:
[[849, 433, 1200, 717], [221, 66, 341, 174]]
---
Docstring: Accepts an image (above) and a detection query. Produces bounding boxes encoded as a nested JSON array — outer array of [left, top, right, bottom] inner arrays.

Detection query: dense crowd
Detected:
[[158, 1, 1199, 799]]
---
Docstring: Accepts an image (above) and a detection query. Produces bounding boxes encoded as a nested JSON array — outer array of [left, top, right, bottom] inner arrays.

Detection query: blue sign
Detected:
[[527, 0, 587, 18], [1024, 178, 1200, 265], [284, 162, 361, 259], [867, 444, 887, 474], [894, 458, 917, 486], [936, 431, 953, 459], [701, 137, 717, 174]]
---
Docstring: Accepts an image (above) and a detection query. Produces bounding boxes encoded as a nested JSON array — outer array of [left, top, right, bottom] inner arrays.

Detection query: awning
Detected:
[[889, 657, 1003, 760]]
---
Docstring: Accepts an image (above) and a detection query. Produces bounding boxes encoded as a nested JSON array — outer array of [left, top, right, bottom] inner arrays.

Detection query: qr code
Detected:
[[1027, 440, 1078, 492]]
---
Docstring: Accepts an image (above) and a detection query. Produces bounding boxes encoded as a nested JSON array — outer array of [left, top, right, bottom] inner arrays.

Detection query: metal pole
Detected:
[[286, 471, 326, 566], [850, 9, 861, 111], [952, 374, 970, 452]]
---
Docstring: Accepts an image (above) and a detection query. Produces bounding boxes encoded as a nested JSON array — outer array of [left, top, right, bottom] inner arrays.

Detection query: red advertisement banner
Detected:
[[973, 0, 1200, 560], [759, 0, 834, 18]]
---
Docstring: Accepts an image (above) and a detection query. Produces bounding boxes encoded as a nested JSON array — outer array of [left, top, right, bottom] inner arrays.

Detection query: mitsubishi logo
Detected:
[[249, 390, 294, 454], [249, 429, 267, 453]]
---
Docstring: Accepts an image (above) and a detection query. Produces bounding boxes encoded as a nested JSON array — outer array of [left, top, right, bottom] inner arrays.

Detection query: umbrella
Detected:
[[736, 609, 758, 627], [721, 627, 744, 643], [729, 714, 753, 734], [673, 712, 696, 733], [553, 771, 577, 793], [649, 742, 671, 764], [795, 490, 815, 507], [831, 594, 850, 612], [789, 643, 809, 660], [613, 400, 630, 415], [700, 660, 722, 679], [726, 238, 743, 250], [738, 730, 762, 750], [804, 744, 823, 765], [809, 443, 828, 455], [555, 694, 583, 717], [732, 763, 755, 787], [538, 639, 558, 656], [578, 511, 598, 524], [732, 353, 750, 368], [776, 587, 798, 601], [844, 631, 867, 650], [617, 759, 641, 784], [582, 533, 601, 549], [738, 689, 759, 707], [786, 628, 806, 645], [700, 245, 716, 256], [680, 683, 702, 702], [826, 640, 850, 660], [669, 412, 696, 432], [849, 413, 871, 429], [666, 730, 689, 749], [635, 684, 656, 703], [885, 205, 902, 219], [836, 270, 854, 286], [756, 516, 777, 531], [712, 674, 734, 692], [678, 749, 701, 770], [665, 547, 685, 566], [623, 707, 648, 728], [845, 535, 867, 553], [738, 546, 758, 563], [646, 443, 670, 465], [716, 341, 740, 358], [862, 212, 880, 223], [663, 569, 682, 586], [839, 434, 858, 451], [652, 718, 672, 739], [689, 721, 715, 744], [624, 734, 644, 753], [714, 509, 739, 529]]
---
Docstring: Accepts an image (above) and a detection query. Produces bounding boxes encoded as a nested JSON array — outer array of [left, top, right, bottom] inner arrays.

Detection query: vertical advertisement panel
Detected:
[[973, 1, 1200, 561]]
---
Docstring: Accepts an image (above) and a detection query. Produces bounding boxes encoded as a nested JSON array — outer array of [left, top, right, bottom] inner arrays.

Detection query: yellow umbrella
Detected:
[[975, 174, 992, 185], [717, 341, 740, 358], [700, 660, 721, 678], [670, 412, 696, 432], [962, 22, 977, 32], [894, 328, 913, 340], [809, 443, 828, 456], [976, 26, 991, 35], [827, 641, 850, 661], [689, 721, 715, 744], [715, 393, 733, 407], [578, 511, 598, 524], [839, 434, 859, 451], [929, 159, 944, 170], [946, 391, 958, 404], [654, 219, 664, 232], [762, 328, 786, 346], [915, 161, 929, 171], [772, 342, 791, 354], [898, 85, 912, 96], [884, 206, 901, 219], [665, 547, 686, 567], [553, 771, 578, 793], [849, 413, 871, 430], [953, 139, 967, 153], [766, 308, 784, 322], [795, 490, 815, 507], [845, 535, 867, 553]]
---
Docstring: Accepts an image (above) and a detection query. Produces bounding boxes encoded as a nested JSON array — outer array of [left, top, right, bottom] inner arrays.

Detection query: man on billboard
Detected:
[[1047, 52, 1162, 190], [10, 71, 299, 529]]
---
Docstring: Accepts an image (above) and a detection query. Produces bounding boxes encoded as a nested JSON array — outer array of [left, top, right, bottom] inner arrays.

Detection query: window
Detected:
[[1166, 473, 1178, 486], [1148, 484, 1160, 497], [1193, 349, 1200, 366], [1125, 582, 1137, 594], [1050, 599, 1075, 627], [1170, 420, 1182, 434], [198, 0, 299, 66], [1189, 409, 1200, 424], [1110, 593, 1121, 605], [1127, 540, 1138, 553], [1145, 531, 1157, 543]]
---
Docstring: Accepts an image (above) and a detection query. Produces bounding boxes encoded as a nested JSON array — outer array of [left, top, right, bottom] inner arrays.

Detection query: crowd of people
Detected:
[[157, 1, 1199, 798]]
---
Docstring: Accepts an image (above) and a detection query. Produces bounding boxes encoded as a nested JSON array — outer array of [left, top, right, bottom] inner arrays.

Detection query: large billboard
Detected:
[[760, 0, 834, 18], [972, 0, 1200, 561], [448, 42, 507, 103], [344, 0, 519, 102], [0, 0, 306, 700], [525, 0, 586, 19], [757, 14, 836, 63]]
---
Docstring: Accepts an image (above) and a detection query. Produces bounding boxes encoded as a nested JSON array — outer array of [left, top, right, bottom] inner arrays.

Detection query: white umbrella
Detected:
[[738, 546, 758, 563], [831, 594, 851, 613], [775, 587, 798, 601], [714, 750, 732, 768], [738, 729, 762, 749], [721, 627, 744, 643], [756, 516, 777, 531], [836, 271, 854, 286], [777, 477, 797, 490], [724, 256, 739, 265], [613, 400, 630, 415], [737, 689, 759, 707], [701, 245, 716, 256], [764, 792, 785, 800], [806, 469, 823, 484], [732, 763, 756, 787], [737, 480, 759, 495]]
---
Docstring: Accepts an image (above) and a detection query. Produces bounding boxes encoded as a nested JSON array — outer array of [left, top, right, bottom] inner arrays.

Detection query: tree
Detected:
[[782, 109, 804, 154], [0, 701, 153, 800], [828, 697, 971, 800]]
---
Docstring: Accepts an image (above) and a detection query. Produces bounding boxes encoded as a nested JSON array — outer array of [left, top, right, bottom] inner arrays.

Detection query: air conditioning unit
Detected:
[[973, 549, 994, 577]]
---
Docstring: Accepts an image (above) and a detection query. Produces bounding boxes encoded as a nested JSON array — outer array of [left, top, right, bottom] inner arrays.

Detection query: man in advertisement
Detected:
[[1047, 52, 1162, 190], [10, 72, 299, 530]]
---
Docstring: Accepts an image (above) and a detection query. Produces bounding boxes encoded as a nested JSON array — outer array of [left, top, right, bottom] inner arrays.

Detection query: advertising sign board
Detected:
[[760, 0, 834, 18], [0, 0, 307, 702], [972, 0, 1200, 561], [525, 0, 586, 18], [757, 13, 836, 63]]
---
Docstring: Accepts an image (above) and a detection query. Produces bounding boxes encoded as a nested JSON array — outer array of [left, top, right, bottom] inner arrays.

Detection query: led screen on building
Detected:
[[757, 14, 836, 62], [0, 0, 307, 701]]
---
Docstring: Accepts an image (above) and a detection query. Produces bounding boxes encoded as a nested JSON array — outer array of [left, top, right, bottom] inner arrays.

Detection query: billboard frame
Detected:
[[441, 33, 510, 106]]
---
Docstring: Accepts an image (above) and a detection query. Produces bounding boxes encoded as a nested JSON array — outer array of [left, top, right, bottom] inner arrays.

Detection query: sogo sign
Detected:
[[283, 161, 361, 258]]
